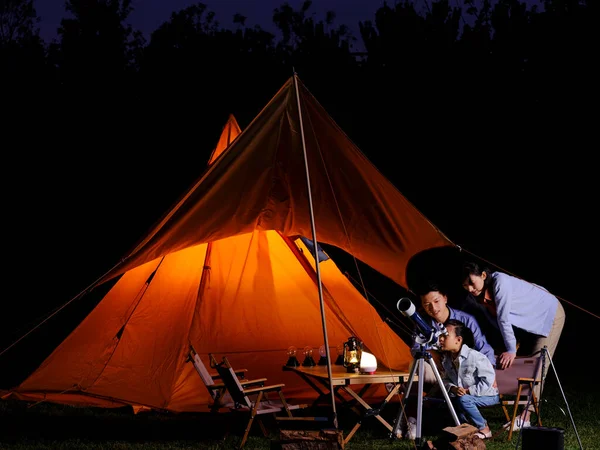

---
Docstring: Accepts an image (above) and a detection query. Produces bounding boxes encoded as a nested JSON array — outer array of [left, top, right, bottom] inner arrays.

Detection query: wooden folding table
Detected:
[[283, 364, 411, 444]]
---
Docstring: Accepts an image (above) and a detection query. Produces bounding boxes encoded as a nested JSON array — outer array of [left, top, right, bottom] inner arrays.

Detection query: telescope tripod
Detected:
[[391, 347, 461, 447]]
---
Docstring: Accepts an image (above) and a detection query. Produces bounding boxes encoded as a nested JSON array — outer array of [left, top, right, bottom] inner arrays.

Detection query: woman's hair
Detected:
[[444, 318, 475, 348], [461, 260, 493, 287]]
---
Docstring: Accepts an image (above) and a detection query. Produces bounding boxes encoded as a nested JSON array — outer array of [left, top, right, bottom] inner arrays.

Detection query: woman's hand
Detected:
[[498, 351, 517, 369]]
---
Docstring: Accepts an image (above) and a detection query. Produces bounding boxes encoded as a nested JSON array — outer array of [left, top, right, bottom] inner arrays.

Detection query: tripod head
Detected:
[[397, 297, 448, 346], [416, 323, 448, 348]]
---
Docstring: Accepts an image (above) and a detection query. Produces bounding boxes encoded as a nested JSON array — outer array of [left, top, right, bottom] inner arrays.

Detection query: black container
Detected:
[[521, 426, 564, 450]]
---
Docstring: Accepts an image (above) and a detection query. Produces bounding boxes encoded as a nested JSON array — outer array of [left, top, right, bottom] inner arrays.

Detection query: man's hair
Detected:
[[414, 278, 447, 297]]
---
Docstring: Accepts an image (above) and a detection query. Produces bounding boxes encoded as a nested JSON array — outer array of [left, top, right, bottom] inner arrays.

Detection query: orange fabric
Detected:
[[6, 80, 455, 412], [208, 114, 242, 165], [103, 76, 451, 288], [295, 238, 412, 372], [8, 232, 410, 411], [16, 246, 209, 410]]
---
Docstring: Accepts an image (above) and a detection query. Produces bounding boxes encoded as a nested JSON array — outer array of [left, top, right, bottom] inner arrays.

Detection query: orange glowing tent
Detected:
[[2, 75, 453, 413]]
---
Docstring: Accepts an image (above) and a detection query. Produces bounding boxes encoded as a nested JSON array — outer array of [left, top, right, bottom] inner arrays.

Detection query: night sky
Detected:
[[34, 0, 386, 49]]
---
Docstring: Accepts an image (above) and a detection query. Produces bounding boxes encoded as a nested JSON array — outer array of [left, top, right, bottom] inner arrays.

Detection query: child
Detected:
[[439, 318, 500, 439]]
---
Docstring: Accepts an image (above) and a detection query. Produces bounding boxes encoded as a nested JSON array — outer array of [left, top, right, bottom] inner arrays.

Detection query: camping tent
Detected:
[[2, 75, 453, 413]]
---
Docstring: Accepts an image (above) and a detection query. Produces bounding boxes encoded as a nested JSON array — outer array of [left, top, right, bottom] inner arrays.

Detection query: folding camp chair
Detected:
[[188, 345, 267, 413], [214, 356, 310, 449], [495, 354, 543, 441]]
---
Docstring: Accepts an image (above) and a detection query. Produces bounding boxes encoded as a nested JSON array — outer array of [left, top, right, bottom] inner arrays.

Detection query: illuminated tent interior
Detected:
[[2, 76, 455, 413]]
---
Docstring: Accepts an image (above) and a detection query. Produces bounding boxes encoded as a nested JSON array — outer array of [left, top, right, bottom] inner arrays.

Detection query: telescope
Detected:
[[396, 297, 446, 345], [392, 297, 461, 443]]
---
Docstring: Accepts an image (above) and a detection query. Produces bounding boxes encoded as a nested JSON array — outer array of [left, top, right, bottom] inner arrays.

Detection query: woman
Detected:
[[439, 319, 499, 440], [461, 260, 566, 428]]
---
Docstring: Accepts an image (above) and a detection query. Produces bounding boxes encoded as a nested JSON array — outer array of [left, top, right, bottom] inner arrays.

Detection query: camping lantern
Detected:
[[318, 345, 328, 365], [286, 346, 300, 367], [302, 346, 316, 367], [343, 336, 363, 373]]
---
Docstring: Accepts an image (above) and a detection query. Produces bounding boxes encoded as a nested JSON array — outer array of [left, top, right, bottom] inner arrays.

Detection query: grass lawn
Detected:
[[1, 374, 596, 449]]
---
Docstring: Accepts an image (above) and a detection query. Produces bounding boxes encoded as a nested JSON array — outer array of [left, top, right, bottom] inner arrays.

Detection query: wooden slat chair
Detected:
[[494, 354, 543, 441], [214, 356, 310, 449], [188, 345, 267, 413]]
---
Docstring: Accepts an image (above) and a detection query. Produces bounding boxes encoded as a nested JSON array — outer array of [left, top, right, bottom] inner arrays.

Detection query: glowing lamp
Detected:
[[318, 345, 328, 366], [286, 346, 300, 367], [359, 351, 377, 374], [302, 346, 316, 367], [343, 336, 363, 373]]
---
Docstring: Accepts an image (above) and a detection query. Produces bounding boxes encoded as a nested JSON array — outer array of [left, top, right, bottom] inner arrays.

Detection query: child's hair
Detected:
[[444, 318, 475, 348]]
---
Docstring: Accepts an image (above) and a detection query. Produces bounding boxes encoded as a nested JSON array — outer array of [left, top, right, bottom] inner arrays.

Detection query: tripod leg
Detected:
[[415, 357, 426, 444], [403, 358, 419, 402], [391, 357, 420, 439], [542, 347, 583, 450], [427, 358, 461, 426]]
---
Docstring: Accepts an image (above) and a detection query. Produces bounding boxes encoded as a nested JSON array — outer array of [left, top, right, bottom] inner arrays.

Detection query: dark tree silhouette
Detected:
[[0, 0, 39, 43], [138, 2, 285, 163], [52, 0, 144, 93], [2, 0, 598, 391], [270, 1, 359, 118], [0, 0, 47, 92]]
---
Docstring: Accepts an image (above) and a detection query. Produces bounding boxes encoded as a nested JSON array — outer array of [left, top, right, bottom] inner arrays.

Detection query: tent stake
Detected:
[[293, 72, 338, 429]]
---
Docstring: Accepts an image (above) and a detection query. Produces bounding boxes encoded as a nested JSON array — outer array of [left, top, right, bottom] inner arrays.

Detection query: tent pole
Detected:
[[293, 72, 338, 429]]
